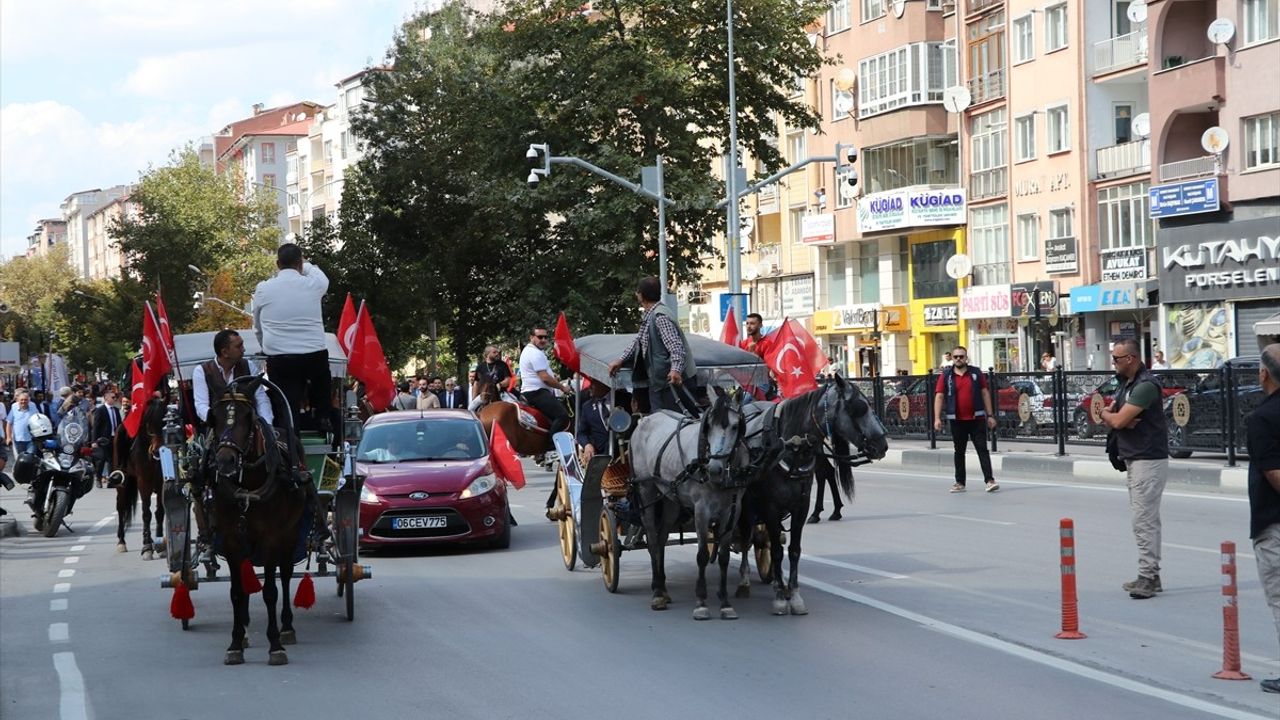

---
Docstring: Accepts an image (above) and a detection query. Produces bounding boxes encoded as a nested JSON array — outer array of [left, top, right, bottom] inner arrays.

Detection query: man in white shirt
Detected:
[[253, 243, 329, 431], [519, 327, 571, 435], [0, 398, 13, 493], [192, 330, 274, 428]]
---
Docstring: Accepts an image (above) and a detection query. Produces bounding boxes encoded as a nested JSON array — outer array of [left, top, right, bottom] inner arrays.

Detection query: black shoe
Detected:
[[1261, 677, 1280, 693], [0, 472, 14, 491], [806, 511, 821, 524]]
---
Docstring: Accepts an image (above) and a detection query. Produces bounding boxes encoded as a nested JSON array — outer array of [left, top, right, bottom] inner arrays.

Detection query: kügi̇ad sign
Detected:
[[857, 187, 967, 233], [1157, 217, 1280, 303]]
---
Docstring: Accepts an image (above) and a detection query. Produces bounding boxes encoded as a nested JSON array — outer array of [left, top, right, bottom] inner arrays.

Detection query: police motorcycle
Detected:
[[14, 409, 96, 537]]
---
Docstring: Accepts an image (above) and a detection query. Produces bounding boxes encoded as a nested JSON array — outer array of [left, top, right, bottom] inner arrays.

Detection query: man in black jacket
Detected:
[[91, 388, 122, 487]]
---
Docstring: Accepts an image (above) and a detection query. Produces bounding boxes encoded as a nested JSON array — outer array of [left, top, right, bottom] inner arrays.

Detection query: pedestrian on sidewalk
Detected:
[[1101, 338, 1169, 600], [932, 346, 999, 494], [1246, 343, 1280, 694]]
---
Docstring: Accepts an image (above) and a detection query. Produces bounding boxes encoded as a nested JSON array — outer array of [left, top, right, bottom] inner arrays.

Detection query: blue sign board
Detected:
[[1069, 282, 1143, 313], [719, 293, 749, 322], [1149, 178, 1219, 218]]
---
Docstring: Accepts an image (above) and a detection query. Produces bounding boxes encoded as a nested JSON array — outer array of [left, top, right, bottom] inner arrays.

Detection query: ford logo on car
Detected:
[[409, 491, 429, 500]]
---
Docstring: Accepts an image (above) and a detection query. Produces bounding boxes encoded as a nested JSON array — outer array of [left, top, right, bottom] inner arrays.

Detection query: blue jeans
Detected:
[[12, 440, 33, 456]]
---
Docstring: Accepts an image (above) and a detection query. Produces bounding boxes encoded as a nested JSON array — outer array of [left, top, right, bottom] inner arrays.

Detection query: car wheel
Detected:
[[1168, 426, 1192, 459], [491, 514, 512, 550], [1073, 409, 1092, 440]]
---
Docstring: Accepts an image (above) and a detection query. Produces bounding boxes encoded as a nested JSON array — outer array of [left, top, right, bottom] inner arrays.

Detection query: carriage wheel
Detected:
[[342, 559, 355, 621], [753, 524, 773, 584], [600, 508, 620, 593], [556, 471, 577, 571]]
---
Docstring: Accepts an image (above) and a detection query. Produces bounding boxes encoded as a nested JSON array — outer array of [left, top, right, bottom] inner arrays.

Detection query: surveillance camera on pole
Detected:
[[526, 145, 541, 166], [192, 291, 204, 311], [835, 142, 860, 199], [527, 170, 541, 189]]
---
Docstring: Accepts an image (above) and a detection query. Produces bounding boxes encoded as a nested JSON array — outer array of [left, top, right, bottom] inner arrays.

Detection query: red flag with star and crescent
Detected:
[[554, 311, 580, 373], [720, 305, 740, 347], [154, 293, 178, 370], [337, 293, 357, 357], [347, 302, 396, 412], [122, 360, 147, 437], [141, 302, 172, 392], [489, 422, 525, 489], [762, 318, 826, 397]]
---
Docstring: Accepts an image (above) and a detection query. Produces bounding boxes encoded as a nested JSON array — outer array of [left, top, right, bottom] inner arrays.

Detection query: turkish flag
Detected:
[[337, 293, 357, 357], [347, 303, 396, 412], [123, 361, 147, 438], [554, 311, 580, 373], [720, 306, 740, 347], [154, 294, 178, 370], [762, 319, 826, 397], [489, 422, 525, 489], [142, 302, 172, 393]]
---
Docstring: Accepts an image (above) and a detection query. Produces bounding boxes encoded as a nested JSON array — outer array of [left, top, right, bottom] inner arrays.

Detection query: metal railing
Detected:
[[1159, 155, 1218, 182], [969, 166, 1008, 200], [1096, 139, 1151, 178], [1093, 27, 1148, 75], [967, 0, 1001, 15], [967, 69, 1006, 104]]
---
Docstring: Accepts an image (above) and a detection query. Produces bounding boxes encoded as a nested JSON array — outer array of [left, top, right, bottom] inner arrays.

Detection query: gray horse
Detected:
[[736, 376, 888, 615], [630, 387, 751, 620]]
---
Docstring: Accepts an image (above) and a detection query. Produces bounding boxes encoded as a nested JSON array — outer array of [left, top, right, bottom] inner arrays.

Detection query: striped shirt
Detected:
[[619, 306, 686, 374]]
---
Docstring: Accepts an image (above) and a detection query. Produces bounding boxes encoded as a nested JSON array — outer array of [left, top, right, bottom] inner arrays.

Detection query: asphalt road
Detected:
[[2, 461, 1279, 720]]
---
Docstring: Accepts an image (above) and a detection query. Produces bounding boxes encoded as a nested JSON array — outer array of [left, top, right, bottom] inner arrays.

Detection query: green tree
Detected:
[[49, 278, 149, 376], [340, 0, 826, 371], [0, 245, 78, 358]]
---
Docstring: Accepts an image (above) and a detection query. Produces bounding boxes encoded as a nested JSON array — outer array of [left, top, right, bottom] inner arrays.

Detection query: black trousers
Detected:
[[522, 389, 569, 435], [949, 418, 995, 486], [266, 350, 331, 432], [648, 379, 700, 416]]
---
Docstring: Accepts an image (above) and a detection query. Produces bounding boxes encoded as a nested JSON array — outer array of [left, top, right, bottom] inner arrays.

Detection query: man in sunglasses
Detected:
[[519, 328, 571, 436], [1101, 337, 1169, 600], [932, 346, 998, 494]]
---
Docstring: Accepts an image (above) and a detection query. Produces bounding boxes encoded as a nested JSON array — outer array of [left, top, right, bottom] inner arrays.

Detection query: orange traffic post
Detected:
[[1212, 541, 1251, 680], [1055, 518, 1086, 639]]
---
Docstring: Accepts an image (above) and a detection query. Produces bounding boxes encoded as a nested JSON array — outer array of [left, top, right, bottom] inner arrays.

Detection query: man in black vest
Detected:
[[1246, 344, 1280, 694], [193, 330, 273, 429], [932, 345, 999, 493], [1101, 337, 1170, 599], [607, 276, 699, 415]]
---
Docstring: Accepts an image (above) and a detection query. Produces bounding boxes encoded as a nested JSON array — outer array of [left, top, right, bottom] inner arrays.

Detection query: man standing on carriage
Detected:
[[252, 243, 330, 434], [607, 276, 699, 416]]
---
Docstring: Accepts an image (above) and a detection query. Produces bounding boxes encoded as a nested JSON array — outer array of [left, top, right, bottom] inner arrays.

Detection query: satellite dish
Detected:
[[945, 254, 973, 280], [1131, 112, 1151, 139], [942, 86, 971, 114], [1201, 126, 1229, 154], [892, 0, 907, 18], [834, 91, 855, 115], [1126, 1, 1147, 24], [834, 67, 857, 92], [1207, 18, 1235, 45]]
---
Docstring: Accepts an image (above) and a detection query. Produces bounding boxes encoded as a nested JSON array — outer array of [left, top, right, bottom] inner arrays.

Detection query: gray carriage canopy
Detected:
[[172, 330, 348, 379], [575, 333, 768, 391]]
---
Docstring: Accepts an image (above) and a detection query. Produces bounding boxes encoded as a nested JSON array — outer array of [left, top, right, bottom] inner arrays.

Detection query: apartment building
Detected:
[[60, 186, 130, 279], [25, 219, 66, 258], [84, 196, 138, 280]]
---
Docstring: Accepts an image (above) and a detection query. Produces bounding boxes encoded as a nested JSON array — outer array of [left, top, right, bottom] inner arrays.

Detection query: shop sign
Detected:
[[834, 303, 879, 330], [1149, 178, 1220, 219], [1069, 281, 1146, 312], [1157, 218, 1280, 303], [800, 213, 836, 245], [960, 284, 1012, 319], [780, 274, 815, 317], [857, 187, 967, 233], [1100, 247, 1148, 282], [1044, 236, 1078, 274], [923, 303, 958, 327], [1010, 283, 1058, 317], [882, 305, 910, 332]]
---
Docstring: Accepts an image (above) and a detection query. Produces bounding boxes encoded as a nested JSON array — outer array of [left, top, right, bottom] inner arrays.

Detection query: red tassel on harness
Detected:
[[293, 573, 316, 609], [170, 581, 195, 620], [239, 559, 263, 594]]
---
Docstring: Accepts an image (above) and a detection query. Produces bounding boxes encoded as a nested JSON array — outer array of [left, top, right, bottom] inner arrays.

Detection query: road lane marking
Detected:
[[854, 468, 1249, 503], [58, 569, 75, 578], [50, 599, 67, 611], [932, 513, 1015, 526], [1166, 541, 1255, 560], [49, 622, 69, 643], [801, 575, 1273, 720], [805, 555, 909, 579], [53, 652, 88, 720], [69, 545, 85, 552], [53, 583, 70, 594], [63, 556, 79, 564], [91, 515, 114, 531]]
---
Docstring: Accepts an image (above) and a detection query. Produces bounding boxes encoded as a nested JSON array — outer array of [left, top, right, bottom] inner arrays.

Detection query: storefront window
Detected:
[[857, 240, 881, 303], [824, 245, 849, 307], [911, 239, 958, 299]]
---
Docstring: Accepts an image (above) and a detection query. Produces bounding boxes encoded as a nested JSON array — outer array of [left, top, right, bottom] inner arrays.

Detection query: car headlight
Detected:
[[359, 484, 380, 504], [460, 474, 497, 499]]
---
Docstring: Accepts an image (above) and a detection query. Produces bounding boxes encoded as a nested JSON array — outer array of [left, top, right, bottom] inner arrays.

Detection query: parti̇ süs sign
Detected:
[[1157, 217, 1280, 303]]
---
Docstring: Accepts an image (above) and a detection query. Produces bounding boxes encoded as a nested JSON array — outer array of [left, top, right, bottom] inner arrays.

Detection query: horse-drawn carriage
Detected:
[[156, 330, 370, 651]]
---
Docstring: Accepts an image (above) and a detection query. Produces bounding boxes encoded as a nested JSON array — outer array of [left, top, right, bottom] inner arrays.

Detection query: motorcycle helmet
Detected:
[[12, 452, 38, 485], [27, 413, 54, 440]]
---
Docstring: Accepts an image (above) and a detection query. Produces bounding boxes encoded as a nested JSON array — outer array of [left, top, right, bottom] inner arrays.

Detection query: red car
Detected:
[[356, 410, 511, 550]]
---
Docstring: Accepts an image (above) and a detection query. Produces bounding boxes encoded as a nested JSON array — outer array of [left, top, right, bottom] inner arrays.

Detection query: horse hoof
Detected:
[[692, 606, 711, 621], [115, 543, 127, 554], [141, 550, 154, 561], [224, 650, 244, 666], [734, 585, 751, 599], [268, 650, 289, 666], [279, 630, 297, 646], [720, 607, 739, 620], [650, 596, 669, 611], [789, 595, 809, 616], [771, 599, 789, 616]]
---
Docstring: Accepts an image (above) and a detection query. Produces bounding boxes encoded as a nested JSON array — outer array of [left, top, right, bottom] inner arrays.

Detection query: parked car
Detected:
[[1164, 358, 1264, 459], [1072, 374, 1186, 440], [883, 377, 929, 427], [993, 377, 1058, 432], [356, 410, 511, 550]]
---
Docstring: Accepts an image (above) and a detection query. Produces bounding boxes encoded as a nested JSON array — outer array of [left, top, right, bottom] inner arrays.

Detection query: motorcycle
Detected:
[[15, 408, 96, 537]]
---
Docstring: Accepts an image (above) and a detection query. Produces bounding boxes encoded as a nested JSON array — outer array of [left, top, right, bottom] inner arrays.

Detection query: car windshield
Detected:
[[357, 418, 487, 463]]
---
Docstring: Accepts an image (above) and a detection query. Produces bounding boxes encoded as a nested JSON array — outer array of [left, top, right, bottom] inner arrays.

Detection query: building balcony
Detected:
[[1158, 155, 1218, 183], [966, 0, 1001, 16], [967, 69, 1005, 105], [973, 261, 1009, 285], [1096, 140, 1151, 179], [1093, 27, 1148, 76], [969, 167, 1007, 200], [1150, 55, 1224, 115]]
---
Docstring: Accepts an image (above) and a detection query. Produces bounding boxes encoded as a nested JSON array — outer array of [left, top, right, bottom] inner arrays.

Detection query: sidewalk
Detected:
[[876, 437, 1249, 493]]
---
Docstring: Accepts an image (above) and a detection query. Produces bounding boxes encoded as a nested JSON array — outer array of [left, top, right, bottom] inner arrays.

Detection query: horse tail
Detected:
[[119, 471, 138, 530], [833, 438, 855, 502]]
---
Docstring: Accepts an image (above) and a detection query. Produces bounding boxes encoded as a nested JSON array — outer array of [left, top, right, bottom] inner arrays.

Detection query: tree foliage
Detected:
[[0, 245, 79, 359], [334, 0, 826, 370]]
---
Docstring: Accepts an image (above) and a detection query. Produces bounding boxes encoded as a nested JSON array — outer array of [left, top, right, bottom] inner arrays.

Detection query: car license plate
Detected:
[[392, 516, 447, 530]]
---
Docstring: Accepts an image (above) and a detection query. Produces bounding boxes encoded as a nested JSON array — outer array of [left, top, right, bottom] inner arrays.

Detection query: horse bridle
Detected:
[[697, 397, 748, 470], [815, 383, 875, 469], [214, 391, 268, 483]]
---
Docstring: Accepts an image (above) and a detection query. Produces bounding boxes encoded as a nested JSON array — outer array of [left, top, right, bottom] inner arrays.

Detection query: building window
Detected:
[[857, 42, 955, 118], [1048, 207, 1073, 242], [1243, 113, 1279, 170], [1013, 15, 1035, 63], [1016, 212, 1039, 260], [262, 174, 276, 190], [825, 245, 849, 307], [1113, 104, 1134, 145], [261, 142, 276, 165], [1098, 181, 1151, 250], [969, 204, 1009, 285], [287, 154, 298, 178], [968, 11, 1006, 104], [970, 108, 1007, 200], [340, 131, 350, 160], [833, 167, 855, 208], [831, 79, 851, 121], [1014, 114, 1036, 162], [863, 0, 886, 23], [828, 0, 851, 32], [858, 242, 881, 303], [786, 128, 806, 163], [324, 140, 333, 164], [1046, 104, 1070, 153], [911, 239, 959, 299], [862, 136, 959, 193], [1243, 0, 1279, 44], [1045, 3, 1068, 51]]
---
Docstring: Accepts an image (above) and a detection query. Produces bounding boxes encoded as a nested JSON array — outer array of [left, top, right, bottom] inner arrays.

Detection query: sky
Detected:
[[0, 0, 433, 260]]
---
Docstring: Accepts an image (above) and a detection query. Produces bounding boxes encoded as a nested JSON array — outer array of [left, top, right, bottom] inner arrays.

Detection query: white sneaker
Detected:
[[949, 483, 966, 493]]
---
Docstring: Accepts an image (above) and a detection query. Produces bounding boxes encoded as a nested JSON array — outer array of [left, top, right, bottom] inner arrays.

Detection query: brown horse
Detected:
[[473, 379, 557, 458], [209, 376, 306, 666], [110, 419, 138, 553], [119, 398, 168, 560]]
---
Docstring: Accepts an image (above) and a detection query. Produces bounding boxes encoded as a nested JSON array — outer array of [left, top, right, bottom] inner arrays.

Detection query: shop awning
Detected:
[[1255, 312, 1280, 337]]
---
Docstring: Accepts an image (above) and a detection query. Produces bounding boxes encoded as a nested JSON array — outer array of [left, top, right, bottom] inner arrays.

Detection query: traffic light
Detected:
[[835, 143, 859, 201]]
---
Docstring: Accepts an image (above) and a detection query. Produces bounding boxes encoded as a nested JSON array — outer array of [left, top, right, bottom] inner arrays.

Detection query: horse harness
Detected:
[[748, 386, 875, 482], [213, 391, 288, 508], [643, 405, 747, 499]]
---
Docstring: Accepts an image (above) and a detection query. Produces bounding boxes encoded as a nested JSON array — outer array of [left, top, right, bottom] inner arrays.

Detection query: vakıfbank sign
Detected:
[[1157, 217, 1280, 303], [857, 187, 967, 234]]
